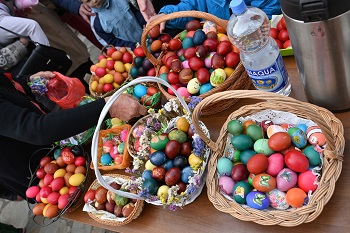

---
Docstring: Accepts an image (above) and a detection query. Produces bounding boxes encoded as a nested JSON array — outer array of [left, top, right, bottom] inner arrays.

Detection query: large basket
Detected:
[[85, 174, 144, 226], [191, 90, 344, 227], [91, 77, 210, 209], [141, 11, 251, 116]]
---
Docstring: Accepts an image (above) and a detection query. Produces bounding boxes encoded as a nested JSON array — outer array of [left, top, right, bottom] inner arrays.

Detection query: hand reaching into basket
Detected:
[[137, 0, 156, 22], [148, 13, 166, 33], [105, 94, 148, 121]]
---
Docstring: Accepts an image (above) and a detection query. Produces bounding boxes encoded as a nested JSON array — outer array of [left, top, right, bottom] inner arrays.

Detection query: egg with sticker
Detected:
[[150, 134, 169, 150], [287, 127, 307, 149], [276, 168, 297, 192], [219, 176, 235, 195], [187, 78, 201, 94], [252, 173, 276, 192], [232, 181, 251, 204], [246, 191, 270, 210], [266, 189, 289, 210], [306, 125, 326, 146]]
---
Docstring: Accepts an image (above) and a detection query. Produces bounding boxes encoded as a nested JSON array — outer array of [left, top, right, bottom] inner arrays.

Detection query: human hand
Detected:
[[148, 14, 166, 33], [105, 94, 148, 122], [19, 38, 29, 46], [30, 71, 55, 80], [79, 3, 95, 24], [137, 0, 156, 22]]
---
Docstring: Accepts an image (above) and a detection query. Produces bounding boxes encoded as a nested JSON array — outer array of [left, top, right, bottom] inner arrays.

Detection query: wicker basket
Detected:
[[85, 174, 144, 226], [191, 90, 344, 227], [89, 44, 133, 99], [90, 124, 132, 171], [141, 11, 251, 116]]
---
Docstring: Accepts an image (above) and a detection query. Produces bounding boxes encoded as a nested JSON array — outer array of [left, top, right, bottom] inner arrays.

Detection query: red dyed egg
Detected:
[[268, 132, 291, 151], [252, 173, 276, 192], [246, 154, 268, 174], [285, 150, 309, 173], [298, 170, 318, 193], [152, 166, 166, 182], [231, 163, 249, 181], [165, 167, 181, 186]]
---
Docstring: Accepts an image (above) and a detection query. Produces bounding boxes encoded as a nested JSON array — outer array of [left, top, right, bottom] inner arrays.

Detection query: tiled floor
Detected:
[[0, 30, 117, 233]]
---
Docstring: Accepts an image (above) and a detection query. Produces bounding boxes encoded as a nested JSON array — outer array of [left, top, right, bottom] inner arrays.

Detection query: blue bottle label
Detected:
[[245, 54, 289, 92]]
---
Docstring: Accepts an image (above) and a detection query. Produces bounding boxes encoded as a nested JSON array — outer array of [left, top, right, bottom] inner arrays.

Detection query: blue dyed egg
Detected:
[[100, 153, 113, 165], [239, 150, 256, 165], [134, 84, 147, 98], [142, 170, 153, 179], [181, 166, 194, 184], [217, 157, 233, 176], [163, 159, 174, 171], [142, 178, 158, 195], [296, 123, 308, 133], [54, 148, 62, 159], [288, 127, 307, 149], [182, 37, 194, 49], [246, 191, 270, 210], [150, 151, 167, 166], [199, 82, 214, 95]]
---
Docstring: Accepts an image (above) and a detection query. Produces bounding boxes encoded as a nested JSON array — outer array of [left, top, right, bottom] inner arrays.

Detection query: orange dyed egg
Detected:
[[286, 188, 307, 208], [252, 173, 276, 192], [243, 119, 256, 134], [268, 132, 292, 151]]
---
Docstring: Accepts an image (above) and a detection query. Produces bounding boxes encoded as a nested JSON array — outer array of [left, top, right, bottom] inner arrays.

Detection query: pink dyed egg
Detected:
[[219, 176, 235, 195], [298, 170, 318, 193], [177, 87, 191, 98], [120, 129, 128, 142], [266, 153, 285, 176], [276, 168, 298, 192], [182, 60, 190, 69]]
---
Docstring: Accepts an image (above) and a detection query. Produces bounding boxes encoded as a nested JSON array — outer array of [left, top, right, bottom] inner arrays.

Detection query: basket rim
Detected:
[[86, 173, 144, 226]]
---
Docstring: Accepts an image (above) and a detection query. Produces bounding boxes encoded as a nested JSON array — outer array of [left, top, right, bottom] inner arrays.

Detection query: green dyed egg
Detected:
[[150, 134, 169, 150], [182, 37, 194, 49], [231, 134, 253, 151], [227, 120, 244, 136], [233, 181, 252, 204], [233, 150, 241, 163], [246, 124, 264, 141], [168, 130, 187, 144], [217, 157, 233, 176], [303, 145, 322, 166], [117, 143, 125, 154], [240, 150, 257, 165], [287, 127, 299, 136], [254, 139, 274, 156]]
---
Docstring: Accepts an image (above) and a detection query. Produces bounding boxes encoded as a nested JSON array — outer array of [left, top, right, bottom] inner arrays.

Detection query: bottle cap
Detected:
[[230, 0, 247, 15]]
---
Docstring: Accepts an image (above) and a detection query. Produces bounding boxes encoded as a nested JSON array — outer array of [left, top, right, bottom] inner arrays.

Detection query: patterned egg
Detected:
[[150, 134, 169, 150], [225, 147, 241, 163], [187, 78, 201, 94], [267, 125, 285, 138], [246, 191, 270, 210], [219, 176, 236, 195], [266, 153, 285, 176], [266, 189, 289, 210], [280, 123, 294, 131], [132, 124, 146, 138], [232, 181, 251, 204], [202, 20, 217, 34], [298, 170, 318, 193], [217, 157, 233, 176], [306, 125, 326, 146], [252, 173, 276, 192], [260, 120, 274, 132], [296, 123, 308, 133], [287, 127, 307, 149], [303, 145, 322, 166], [254, 139, 274, 156], [276, 168, 298, 192], [268, 132, 291, 151]]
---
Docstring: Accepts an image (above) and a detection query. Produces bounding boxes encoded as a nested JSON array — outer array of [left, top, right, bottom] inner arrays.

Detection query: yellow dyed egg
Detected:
[[145, 160, 157, 170], [69, 173, 85, 187], [54, 168, 66, 178], [59, 186, 69, 195]]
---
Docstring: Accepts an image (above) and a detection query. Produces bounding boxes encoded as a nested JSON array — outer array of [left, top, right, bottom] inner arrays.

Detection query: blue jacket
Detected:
[[159, 0, 281, 29]]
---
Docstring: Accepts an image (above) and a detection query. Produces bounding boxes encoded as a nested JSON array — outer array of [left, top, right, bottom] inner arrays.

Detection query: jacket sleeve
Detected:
[[0, 97, 107, 145], [52, 0, 81, 15], [245, 0, 282, 19], [158, 0, 197, 29], [0, 41, 28, 70]]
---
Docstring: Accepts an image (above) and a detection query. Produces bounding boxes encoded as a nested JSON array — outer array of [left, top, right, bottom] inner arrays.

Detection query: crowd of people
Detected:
[[0, 0, 282, 231]]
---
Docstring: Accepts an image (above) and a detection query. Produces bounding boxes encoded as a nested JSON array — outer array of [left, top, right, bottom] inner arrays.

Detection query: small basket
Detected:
[[90, 124, 132, 171], [141, 11, 251, 116], [89, 44, 133, 99], [191, 90, 344, 227], [91, 76, 210, 209], [85, 174, 144, 226]]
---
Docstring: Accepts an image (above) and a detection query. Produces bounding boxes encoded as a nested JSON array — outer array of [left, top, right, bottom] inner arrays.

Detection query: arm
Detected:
[[52, 0, 94, 23], [246, 0, 282, 19], [0, 40, 28, 70]]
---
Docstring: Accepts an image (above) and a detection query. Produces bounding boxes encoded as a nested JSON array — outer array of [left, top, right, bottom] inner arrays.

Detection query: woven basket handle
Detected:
[[91, 76, 190, 199], [192, 90, 344, 161], [141, 11, 228, 66]]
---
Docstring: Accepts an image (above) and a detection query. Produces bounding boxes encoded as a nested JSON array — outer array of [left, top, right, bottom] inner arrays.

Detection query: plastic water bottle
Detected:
[[227, 0, 291, 96]]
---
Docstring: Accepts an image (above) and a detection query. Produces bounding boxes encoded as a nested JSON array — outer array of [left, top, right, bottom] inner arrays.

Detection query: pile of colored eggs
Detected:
[[217, 118, 325, 210], [100, 129, 129, 166]]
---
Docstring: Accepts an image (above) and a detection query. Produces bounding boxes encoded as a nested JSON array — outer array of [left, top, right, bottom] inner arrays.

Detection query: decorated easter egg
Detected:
[[286, 188, 307, 208], [267, 125, 285, 138], [266, 189, 289, 210], [199, 83, 214, 95], [276, 168, 298, 192], [260, 120, 274, 132], [306, 126, 326, 146], [268, 132, 291, 151], [296, 123, 308, 133], [225, 147, 240, 162], [280, 123, 294, 131], [239, 150, 256, 165], [210, 68, 226, 87], [187, 78, 201, 94], [132, 124, 146, 138], [266, 153, 285, 176], [252, 174, 276, 192], [246, 191, 270, 210], [202, 20, 217, 34], [219, 176, 236, 195], [232, 181, 251, 204], [150, 134, 169, 150], [231, 163, 249, 182], [246, 154, 268, 174], [231, 134, 253, 151], [288, 127, 307, 149], [217, 157, 233, 176], [246, 124, 264, 141], [117, 143, 124, 154], [227, 119, 244, 136], [298, 170, 318, 193], [303, 145, 322, 166], [150, 151, 167, 166], [285, 150, 309, 172], [254, 139, 274, 156]]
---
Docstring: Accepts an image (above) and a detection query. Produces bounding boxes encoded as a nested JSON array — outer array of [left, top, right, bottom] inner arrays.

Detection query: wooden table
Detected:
[[63, 56, 350, 232]]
